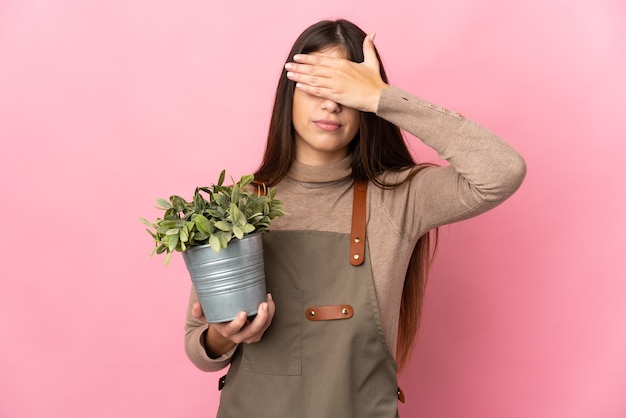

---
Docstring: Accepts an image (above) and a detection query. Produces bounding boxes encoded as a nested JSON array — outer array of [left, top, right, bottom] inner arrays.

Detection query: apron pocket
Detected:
[[240, 288, 302, 376]]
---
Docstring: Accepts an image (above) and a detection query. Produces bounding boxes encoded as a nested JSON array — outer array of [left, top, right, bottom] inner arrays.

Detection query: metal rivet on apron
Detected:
[[342, 308, 349, 315], [309, 310, 315, 317], [353, 254, 360, 260], [354, 237, 360, 243]]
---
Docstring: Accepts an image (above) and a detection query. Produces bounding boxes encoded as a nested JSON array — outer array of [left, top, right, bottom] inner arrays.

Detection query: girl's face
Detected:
[[291, 47, 360, 166]]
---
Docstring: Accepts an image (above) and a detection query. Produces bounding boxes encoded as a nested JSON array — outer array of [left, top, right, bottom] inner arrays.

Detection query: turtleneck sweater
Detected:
[[184, 86, 526, 372]]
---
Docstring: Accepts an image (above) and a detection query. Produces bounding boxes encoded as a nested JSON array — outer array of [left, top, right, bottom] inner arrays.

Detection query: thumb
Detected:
[[192, 301, 204, 318], [362, 32, 379, 68]]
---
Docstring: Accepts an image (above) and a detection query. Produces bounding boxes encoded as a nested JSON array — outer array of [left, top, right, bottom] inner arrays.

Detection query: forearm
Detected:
[[184, 287, 235, 372], [376, 86, 526, 203]]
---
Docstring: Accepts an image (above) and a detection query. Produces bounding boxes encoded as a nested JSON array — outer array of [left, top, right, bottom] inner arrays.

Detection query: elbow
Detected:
[[505, 152, 527, 193], [492, 152, 527, 201], [475, 152, 527, 204]]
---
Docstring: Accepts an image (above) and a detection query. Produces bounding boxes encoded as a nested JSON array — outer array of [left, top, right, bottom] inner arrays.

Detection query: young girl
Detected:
[[184, 19, 526, 417]]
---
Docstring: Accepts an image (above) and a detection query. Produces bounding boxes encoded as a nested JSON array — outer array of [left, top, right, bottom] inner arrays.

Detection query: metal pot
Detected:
[[182, 232, 266, 323]]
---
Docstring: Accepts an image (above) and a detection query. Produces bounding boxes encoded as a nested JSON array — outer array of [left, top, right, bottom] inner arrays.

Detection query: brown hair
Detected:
[[255, 19, 438, 371]]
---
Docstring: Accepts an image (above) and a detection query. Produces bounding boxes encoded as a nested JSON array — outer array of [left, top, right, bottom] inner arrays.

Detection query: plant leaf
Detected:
[[166, 234, 179, 252], [214, 220, 232, 232], [180, 227, 189, 242], [230, 203, 245, 225], [194, 214, 212, 234], [241, 223, 255, 234], [216, 231, 231, 248], [170, 195, 186, 207], [213, 192, 229, 206], [193, 231, 209, 241], [156, 198, 172, 209], [209, 234, 221, 253], [239, 174, 254, 188]]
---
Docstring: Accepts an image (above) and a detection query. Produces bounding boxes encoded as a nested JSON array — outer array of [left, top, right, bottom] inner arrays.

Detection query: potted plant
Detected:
[[141, 170, 285, 323]]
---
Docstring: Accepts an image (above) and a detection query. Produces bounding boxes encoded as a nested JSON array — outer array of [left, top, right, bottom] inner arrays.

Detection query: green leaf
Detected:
[[217, 169, 226, 186], [156, 226, 170, 234], [160, 220, 179, 228], [170, 195, 187, 212], [166, 234, 179, 252], [231, 182, 240, 202], [180, 227, 189, 242], [216, 231, 231, 248], [207, 208, 224, 218], [213, 193, 229, 206], [194, 214, 212, 234], [209, 234, 221, 253], [241, 223, 255, 234], [164, 251, 172, 266], [230, 203, 245, 225], [239, 174, 254, 188], [165, 228, 179, 236], [163, 209, 178, 221], [156, 198, 172, 209], [214, 221, 232, 232], [193, 191, 208, 211], [232, 225, 243, 240], [193, 231, 209, 241]]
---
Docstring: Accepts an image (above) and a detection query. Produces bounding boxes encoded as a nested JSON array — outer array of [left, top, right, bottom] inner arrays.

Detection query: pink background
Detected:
[[1, 0, 624, 417]]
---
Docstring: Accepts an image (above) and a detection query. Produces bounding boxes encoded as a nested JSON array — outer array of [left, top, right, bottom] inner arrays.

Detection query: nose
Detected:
[[321, 99, 341, 114]]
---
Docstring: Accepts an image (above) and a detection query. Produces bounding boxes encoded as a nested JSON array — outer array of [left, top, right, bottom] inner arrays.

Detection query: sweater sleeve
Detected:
[[184, 286, 237, 372], [375, 86, 526, 237]]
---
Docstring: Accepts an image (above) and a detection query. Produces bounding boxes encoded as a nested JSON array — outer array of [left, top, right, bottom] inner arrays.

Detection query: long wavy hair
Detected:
[[255, 19, 438, 371]]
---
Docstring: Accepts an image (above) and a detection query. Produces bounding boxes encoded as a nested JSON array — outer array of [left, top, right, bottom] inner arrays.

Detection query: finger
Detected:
[[234, 302, 270, 343], [285, 63, 334, 91], [286, 70, 330, 89], [362, 33, 380, 69], [292, 53, 342, 67], [294, 82, 338, 104], [213, 311, 248, 337], [191, 302, 204, 319], [285, 61, 331, 77], [256, 294, 276, 333], [266, 293, 276, 320]]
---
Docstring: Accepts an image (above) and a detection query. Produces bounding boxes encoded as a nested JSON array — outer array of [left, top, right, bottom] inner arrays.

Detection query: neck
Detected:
[[287, 155, 353, 183]]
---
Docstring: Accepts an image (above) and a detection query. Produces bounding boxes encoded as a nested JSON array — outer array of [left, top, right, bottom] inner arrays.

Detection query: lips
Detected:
[[314, 120, 342, 131]]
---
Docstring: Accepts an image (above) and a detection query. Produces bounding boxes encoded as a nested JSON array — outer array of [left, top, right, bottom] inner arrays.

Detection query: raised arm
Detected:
[[375, 86, 526, 234]]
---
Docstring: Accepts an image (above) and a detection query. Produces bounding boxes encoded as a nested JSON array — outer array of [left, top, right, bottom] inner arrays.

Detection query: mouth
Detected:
[[314, 120, 342, 131]]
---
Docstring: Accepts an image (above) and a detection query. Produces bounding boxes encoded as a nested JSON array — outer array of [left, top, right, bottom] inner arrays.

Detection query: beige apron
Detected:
[[216, 182, 399, 418]]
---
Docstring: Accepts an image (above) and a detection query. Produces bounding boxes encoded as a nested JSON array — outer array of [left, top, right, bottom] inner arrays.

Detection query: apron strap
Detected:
[[350, 180, 367, 266]]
